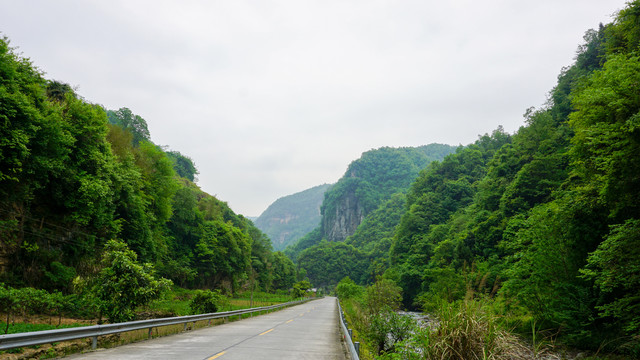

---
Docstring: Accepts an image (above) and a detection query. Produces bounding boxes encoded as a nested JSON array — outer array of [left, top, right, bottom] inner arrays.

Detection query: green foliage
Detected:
[[297, 241, 369, 287], [335, 276, 364, 300], [365, 308, 416, 356], [569, 52, 640, 220], [391, 300, 528, 360], [270, 251, 296, 290], [283, 226, 323, 261], [582, 219, 640, 335], [0, 284, 92, 333], [292, 280, 311, 298], [365, 278, 403, 314], [345, 4, 640, 356], [188, 289, 228, 314], [320, 145, 457, 243], [106, 107, 150, 145], [195, 220, 251, 290], [94, 240, 172, 323], [166, 150, 198, 182], [0, 34, 320, 327]]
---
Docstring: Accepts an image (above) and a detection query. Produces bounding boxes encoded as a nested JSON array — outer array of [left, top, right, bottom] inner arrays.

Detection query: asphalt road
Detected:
[[65, 297, 347, 360]]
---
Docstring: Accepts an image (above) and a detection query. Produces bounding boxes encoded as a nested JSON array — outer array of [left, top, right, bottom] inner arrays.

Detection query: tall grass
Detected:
[[390, 300, 560, 360]]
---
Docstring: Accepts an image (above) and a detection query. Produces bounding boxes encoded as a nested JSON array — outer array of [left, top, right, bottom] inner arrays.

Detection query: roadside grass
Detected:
[[145, 287, 295, 316], [0, 321, 86, 335]]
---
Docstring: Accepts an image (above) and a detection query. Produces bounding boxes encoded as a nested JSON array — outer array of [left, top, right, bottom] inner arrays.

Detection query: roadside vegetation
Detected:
[[296, 2, 640, 358], [337, 277, 632, 360]]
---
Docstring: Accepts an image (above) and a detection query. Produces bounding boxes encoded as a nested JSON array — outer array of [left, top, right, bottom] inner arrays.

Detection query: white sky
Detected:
[[0, 0, 628, 216]]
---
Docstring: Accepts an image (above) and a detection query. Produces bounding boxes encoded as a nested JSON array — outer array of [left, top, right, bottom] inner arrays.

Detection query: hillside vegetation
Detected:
[[285, 144, 456, 263], [0, 36, 298, 323], [293, 2, 640, 357]]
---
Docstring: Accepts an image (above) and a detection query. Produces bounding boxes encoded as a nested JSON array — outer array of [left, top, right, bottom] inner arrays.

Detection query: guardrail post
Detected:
[[348, 328, 353, 339], [184, 322, 187, 331], [354, 341, 360, 356], [91, 335, 97, 349], [148, 327, 153, 339]]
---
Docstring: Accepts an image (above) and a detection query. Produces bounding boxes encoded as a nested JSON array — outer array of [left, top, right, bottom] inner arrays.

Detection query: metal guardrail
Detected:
[[0, 298, 310, 351], [337, 299, 360, 360]]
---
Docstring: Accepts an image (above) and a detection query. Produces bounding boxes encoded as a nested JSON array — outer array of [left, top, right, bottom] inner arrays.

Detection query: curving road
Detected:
[[65, 297, 347, 360]]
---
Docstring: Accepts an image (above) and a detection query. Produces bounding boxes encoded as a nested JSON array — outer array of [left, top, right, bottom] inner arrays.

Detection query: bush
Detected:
[[365, 278, 402, 314], [189, 290, 227, 314], [364, 306, 416, 355], [336, 277, 364, 300]]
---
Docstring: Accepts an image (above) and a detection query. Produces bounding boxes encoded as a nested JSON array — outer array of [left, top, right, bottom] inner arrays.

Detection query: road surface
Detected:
[[65, 297, 347, 360]]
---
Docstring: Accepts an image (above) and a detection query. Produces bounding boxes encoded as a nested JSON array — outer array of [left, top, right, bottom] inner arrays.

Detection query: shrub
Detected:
[[336, 277, 364, 300], [364, 306, 416, 355], [189, 289, 227, 314]]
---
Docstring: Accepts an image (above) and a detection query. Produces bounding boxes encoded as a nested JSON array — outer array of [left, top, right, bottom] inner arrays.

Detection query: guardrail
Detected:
[[337, 299, 360, 360], [0, 298, 310, 351]]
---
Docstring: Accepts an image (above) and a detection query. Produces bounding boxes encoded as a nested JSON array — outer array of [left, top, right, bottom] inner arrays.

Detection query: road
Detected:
[[65, 297, 347, 360]]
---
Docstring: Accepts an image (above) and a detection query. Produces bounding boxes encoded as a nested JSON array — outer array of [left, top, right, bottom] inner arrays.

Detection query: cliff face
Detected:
[[323, 189, 365, 242], [317, 144, 458, 245]]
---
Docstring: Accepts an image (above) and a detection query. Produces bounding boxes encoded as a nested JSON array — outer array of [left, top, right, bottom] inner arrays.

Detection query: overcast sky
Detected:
[[0, 0, 628, 216]]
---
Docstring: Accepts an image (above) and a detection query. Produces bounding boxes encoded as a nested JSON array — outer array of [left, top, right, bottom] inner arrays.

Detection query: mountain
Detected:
[[285, 143, 457, 261], [254, 184, 332, 251]]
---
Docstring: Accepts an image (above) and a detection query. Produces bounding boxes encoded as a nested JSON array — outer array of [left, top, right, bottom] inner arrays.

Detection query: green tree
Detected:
[[292, 279, 311, 298], [166, 150, 198, 182], [271, 251, 296, 290], [335, 276, 364, 300], [107, 107, 151, 145], [582, 219, 640, 336], [94, 239, 172, 323]]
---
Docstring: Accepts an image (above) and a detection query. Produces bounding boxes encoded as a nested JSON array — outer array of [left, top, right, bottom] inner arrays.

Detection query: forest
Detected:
[[0, 36, 299, 324], [288, 2, 640, 357]]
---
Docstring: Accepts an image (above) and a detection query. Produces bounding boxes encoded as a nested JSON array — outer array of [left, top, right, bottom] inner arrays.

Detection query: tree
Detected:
[[335, 276, 364, 300], [106, 107, 151, 145], [166, 150, 198, 182], [94, 239, 172, 323], [292, 279, 311, 298], [582, 219, 640, 335]]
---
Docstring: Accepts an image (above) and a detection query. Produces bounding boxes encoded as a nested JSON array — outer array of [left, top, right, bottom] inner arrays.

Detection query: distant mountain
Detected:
[[254, 184, 332, 251], [285, 143, 457, 261]]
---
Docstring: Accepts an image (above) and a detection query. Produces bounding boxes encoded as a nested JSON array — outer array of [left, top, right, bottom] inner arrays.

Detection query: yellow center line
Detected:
[[207, 351, 225, 360], [286, 319, 294, 323], [259, 328, 274, 336]]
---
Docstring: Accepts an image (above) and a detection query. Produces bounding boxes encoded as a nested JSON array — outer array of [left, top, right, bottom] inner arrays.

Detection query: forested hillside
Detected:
[[254, 183, 331, 251], [285, 144, 457, 284], [0, 36, 296, 310], [294, 2, 640, 355]]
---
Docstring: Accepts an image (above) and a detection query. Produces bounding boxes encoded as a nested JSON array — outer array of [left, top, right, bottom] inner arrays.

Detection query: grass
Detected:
[[0, 321, 86, 334], [145, 287, 296, 316]]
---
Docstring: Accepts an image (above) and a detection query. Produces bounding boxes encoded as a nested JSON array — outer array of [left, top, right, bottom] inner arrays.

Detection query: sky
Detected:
[[0, 0, 629, 217]]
